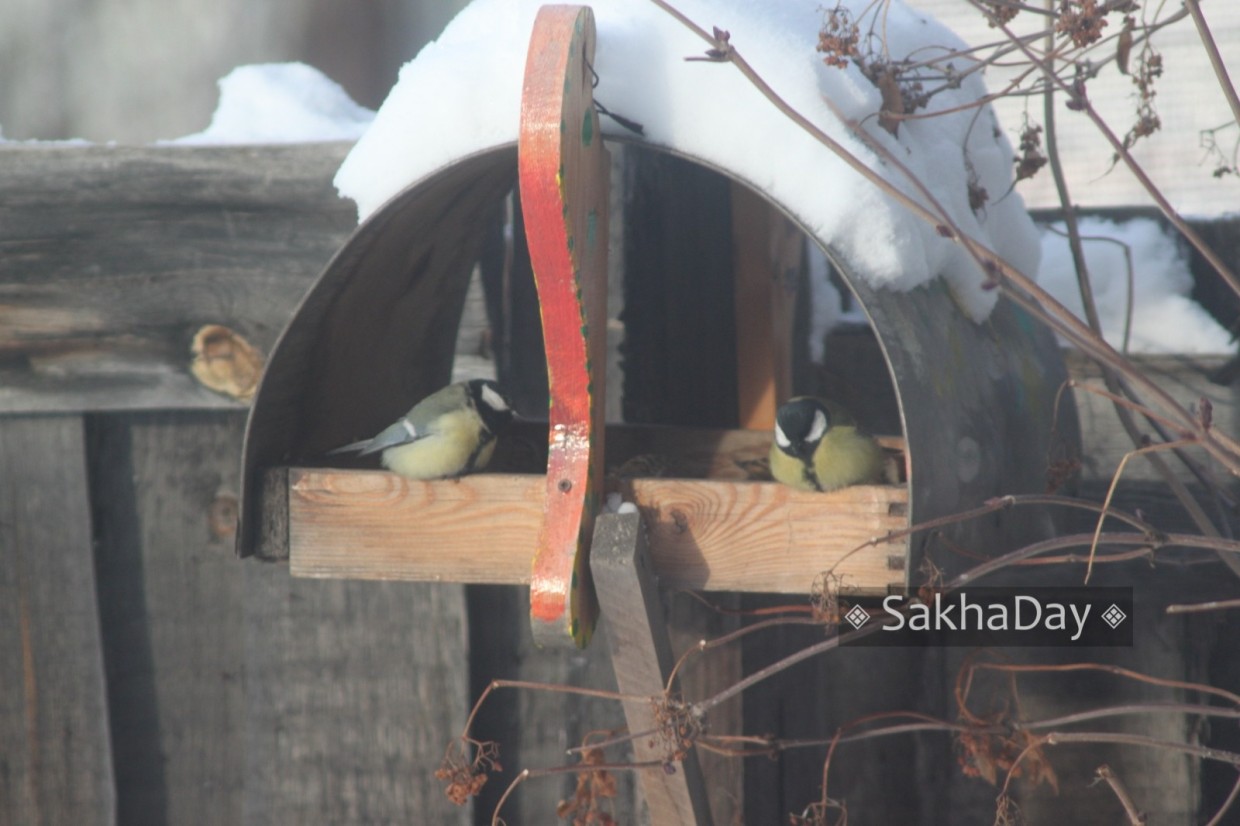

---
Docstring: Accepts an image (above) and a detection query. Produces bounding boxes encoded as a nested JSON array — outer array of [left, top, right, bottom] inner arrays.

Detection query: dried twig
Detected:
[[1093, 764, 1147, 824]]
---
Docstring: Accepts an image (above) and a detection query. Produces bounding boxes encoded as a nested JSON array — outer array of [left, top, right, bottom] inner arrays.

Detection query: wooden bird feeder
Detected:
[[236, 3, 1075, 620], [235, 6, 1075, 817]]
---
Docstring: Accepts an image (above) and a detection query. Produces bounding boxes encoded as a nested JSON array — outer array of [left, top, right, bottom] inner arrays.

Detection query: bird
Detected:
[[769, 396, 885, 492], [329, 379, 514, 480]]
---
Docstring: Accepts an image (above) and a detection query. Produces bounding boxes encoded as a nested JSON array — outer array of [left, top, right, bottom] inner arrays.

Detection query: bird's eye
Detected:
[[774, 424, 791, 449], [481, 383, 509, 412], [807, 410, 828, 443]]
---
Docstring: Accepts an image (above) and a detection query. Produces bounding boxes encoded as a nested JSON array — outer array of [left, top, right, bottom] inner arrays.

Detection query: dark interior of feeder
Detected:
[[329, 143, 906, 484], [283, 142, 912, 488]]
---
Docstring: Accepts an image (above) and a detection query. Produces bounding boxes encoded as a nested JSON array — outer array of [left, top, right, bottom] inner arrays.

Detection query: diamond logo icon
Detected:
[[843, 604, 870, 630], [1101, 603, 1128, 629]]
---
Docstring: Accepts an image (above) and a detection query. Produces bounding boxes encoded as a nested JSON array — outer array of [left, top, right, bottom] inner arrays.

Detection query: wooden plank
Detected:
[[621, 151, 738, 427], [0, 143, 355, 414], [1065, 350, 1237, 484], [88, 411, 472, 824], [0, 416, 114, 826], [591, 513, 714, 826], [89, 413, 247, 825], [284, 470, 906, 594], [241, 569, 472, 825], [732, 182, 798, 430], [463, 584, 639, 825]]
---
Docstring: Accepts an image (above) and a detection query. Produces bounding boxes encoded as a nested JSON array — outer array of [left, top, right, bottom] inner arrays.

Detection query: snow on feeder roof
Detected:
[[335, 0, 1041, 322]]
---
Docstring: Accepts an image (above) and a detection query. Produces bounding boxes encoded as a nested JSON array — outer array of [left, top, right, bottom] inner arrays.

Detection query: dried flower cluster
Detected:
[[819, 4, 940, 136], [788, 798, 848, 825], [810, 571, 843, 626], [1056, 0, 1110, 48], [651, 694, 703, 764], [967, 168, 990, 214], [816, 6, 859, 70], [954, 657, 1059, 794], [436, 738, 501, 806], [1014, 121, 1048, 184], [1201, 123, 1240, 179], [1120, 44, 1163, 153], [556, 743, 619, 826], [979, 0, 1020, 28], [956, 727, 1059, 792]]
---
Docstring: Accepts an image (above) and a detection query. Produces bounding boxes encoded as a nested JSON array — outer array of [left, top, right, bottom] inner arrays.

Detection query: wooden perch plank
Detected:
[[285, 470, 906, 594]]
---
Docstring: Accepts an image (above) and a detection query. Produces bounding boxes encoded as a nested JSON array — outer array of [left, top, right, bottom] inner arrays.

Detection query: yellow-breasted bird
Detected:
[[330, 379, 513, 480], [769, 396, 884, 492]]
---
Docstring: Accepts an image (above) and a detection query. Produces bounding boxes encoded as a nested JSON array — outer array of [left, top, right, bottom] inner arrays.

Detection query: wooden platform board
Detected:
[[269, 469, 907, 596]]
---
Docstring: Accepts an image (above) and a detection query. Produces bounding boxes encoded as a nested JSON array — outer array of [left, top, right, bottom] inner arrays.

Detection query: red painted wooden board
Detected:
[[519, 5, 610, 647]]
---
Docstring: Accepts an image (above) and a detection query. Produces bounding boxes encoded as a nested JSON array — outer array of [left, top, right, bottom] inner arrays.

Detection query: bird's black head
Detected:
[[468, 379, 515, 434], [774, 397, 830, 459]]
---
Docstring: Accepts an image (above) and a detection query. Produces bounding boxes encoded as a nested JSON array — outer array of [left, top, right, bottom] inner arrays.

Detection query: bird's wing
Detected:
[[328, 417, 425, 456]]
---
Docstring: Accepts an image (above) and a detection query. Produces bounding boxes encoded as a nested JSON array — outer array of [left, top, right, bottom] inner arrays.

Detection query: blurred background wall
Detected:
[[0, 0, 468, 143]]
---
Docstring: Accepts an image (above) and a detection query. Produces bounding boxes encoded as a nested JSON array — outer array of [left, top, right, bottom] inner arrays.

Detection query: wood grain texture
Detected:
[[241, 568, 471, 826], [285, 469, 906, 594], [89, 413, 247, 826], [0, 416, 114, 826], [592, 513, 714, 826], [0, 143, 355, 414], [88, 411, 472, 825]]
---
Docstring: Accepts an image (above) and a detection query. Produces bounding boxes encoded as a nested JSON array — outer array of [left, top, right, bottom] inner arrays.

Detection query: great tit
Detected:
[[330, 379, 514, 480], [769, 397, 884, 492]]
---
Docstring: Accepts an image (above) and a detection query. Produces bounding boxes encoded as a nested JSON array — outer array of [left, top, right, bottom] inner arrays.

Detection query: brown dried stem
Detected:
[[1184, 0, 1240, 130], [1094, 764, 1146, 825]]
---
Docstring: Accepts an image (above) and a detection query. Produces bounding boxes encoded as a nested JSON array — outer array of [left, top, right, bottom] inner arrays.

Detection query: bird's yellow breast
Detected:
[[768, 426, 884, 492], [380, 417, 494, 480], [812, 427, 884, 491]]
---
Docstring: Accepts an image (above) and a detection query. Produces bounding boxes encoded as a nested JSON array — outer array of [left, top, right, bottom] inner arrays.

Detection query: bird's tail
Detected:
[[327, 439, 372, 456]]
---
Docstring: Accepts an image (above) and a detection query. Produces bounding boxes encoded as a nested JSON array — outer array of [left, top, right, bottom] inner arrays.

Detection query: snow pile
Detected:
[[335, 0, 1040, 322], [1038, 218, 1233, 354], [169, 63, 374, 145]]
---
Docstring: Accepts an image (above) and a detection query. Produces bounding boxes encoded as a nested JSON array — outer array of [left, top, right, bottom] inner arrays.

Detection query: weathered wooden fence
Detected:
[[1, 144, 473, 825], [2, 142, 1237, 825]]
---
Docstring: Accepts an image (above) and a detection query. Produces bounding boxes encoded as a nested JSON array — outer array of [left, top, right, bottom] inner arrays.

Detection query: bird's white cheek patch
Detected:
[[774, 424, 791, 449], [807, 411, 828, 443], [481, 384, 508, 412]]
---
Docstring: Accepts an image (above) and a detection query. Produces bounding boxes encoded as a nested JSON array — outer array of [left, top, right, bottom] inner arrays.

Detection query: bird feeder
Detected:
[[236, 4, 1077, 655]]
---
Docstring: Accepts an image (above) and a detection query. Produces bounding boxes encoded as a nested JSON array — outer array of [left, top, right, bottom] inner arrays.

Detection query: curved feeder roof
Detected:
[[237, 0, 1078, 595]]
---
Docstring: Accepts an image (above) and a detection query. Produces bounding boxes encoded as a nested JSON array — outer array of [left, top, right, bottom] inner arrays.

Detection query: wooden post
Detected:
[[732, 182, 799, 429], [591, 513, 714, 826], [0, 417, 114, 825]]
